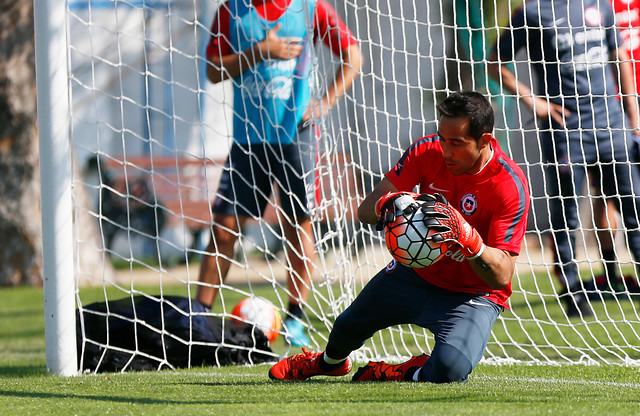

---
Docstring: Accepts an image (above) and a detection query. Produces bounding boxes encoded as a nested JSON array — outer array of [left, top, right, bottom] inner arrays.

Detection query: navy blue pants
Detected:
[[543, 129, 640, 289], [325, 261, 502, 383]]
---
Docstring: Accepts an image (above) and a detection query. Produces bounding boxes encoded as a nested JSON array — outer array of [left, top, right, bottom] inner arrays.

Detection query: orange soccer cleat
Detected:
[[269, 348, 352, 381], [351, 354, 430, 382]]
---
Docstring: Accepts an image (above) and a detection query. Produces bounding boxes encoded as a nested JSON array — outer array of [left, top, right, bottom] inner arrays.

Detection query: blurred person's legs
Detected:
[[547, 162, 593, 316], [275, 130, 318, 346], [601, 132, 640, 291], [196, 213, 247, 309], [196, 143, 308, 312], [589, 166, 621, 286], [195, 134, 318, 344], [195, 144, 265, 309], [281, 217, 314, 346], [594, 197, 620, 283], [540, 131, 583, 292]]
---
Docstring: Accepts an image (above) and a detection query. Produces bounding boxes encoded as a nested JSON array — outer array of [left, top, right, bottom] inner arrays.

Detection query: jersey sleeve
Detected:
[[603, 2, 623, 52], [206, 2, 232, 60], [314, 0, 358, 55], [384, 136, 436, 192]]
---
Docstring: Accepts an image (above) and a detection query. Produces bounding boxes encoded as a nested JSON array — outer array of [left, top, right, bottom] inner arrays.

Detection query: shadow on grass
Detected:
[[0, 329, 45, 340], [0, 365, 47, 377], [0, 389, 217, 405], [0, 308, 42, 319]]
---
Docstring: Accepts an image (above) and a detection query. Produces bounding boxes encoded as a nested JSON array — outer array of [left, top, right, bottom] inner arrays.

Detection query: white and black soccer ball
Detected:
[[230, 297, 282, 343], [384, 202, 449, 268]]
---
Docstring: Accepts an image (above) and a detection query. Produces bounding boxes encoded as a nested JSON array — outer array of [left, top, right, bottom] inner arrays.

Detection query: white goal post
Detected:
[[37, 0, 640, 375], [35, 0, 77, 376]]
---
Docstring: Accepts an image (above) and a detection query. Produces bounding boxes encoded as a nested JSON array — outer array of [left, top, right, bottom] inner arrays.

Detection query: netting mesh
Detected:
[[65, 0, 640, 370]]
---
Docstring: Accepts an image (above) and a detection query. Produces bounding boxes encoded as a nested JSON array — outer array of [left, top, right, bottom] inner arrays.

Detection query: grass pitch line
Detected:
[[475, 375, 640, 389], [156, 371, 640, 389], [159, 370, 270, 378]]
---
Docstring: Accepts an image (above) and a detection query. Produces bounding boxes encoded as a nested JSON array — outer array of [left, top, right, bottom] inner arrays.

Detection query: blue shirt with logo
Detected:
[[228, 0, 314, 145], [496, 0, 628, 161]]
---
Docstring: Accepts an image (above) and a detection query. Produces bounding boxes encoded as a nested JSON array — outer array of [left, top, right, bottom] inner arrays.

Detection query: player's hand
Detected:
[[374, 191, 419, 231], [417, 192, 449, 205], [627, 111, 640, 137], [261, 24, 303, 60], [418, 193, 485, 258], [532, 96, 570, 127], [301, 97, 330, 125]]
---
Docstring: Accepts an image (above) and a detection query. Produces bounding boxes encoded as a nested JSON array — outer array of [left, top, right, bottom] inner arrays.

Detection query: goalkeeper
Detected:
[[269, 91, 530, 383]]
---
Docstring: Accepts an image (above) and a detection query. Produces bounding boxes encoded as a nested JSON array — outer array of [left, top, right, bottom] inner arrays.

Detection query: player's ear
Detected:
[[479, 132, 492, 149]]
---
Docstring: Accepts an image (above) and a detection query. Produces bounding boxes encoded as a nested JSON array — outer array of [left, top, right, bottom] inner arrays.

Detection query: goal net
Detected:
[[44, 0, 640, 372]]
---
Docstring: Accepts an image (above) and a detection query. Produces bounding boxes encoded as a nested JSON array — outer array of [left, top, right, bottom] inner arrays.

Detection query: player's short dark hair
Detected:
[[436, 91, 494, 140]]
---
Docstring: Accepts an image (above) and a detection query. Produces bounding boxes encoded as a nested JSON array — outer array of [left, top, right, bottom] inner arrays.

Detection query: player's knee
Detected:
[[418, 344, 473, 383], [208, 213, 242, 247], [325, 311, 368, 358], [287, 253, 310, 274], [210, 225, 238, 248], [331, 311, 353, 334], [329, 312, 355, 347]]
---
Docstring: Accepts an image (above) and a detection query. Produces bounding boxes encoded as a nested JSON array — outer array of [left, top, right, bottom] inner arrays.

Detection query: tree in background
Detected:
[[0, 1, 113, 286], [0, 1, 42, 286]]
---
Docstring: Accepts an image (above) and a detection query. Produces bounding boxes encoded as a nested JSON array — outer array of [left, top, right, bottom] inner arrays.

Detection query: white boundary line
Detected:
[[132, 370, 640, 389], [474, 375, 640, 389]]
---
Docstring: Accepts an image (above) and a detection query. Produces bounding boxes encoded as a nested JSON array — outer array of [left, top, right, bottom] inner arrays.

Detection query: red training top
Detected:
[[385, 135, 531, 308], [206, 0, 357, 60], [612, 0, 640, 93]]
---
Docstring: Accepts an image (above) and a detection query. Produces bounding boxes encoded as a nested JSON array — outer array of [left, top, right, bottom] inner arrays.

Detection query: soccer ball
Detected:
[[231, 297, 282, 343], [385, 205, 449, 268]]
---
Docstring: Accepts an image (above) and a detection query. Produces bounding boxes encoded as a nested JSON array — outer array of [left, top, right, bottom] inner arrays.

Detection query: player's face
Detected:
[[437, 116, 489, 175]]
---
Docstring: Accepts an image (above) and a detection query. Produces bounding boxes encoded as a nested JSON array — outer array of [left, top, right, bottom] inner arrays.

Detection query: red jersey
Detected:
[[612, 0, 640, 93], [206, 0, 357, 60], [385, 135, 530, 308]]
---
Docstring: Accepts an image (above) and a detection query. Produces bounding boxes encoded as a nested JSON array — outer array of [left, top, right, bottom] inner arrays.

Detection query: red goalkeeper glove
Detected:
[[374, 191, 419, 231], [417, 193, 485, 258]]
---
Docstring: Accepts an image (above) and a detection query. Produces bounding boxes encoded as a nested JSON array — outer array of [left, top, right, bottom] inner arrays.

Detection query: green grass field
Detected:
[[2, 284, 640, 415]]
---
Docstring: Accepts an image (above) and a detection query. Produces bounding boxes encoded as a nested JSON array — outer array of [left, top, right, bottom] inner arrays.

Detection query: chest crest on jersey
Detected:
[[460, 193, 478, 216]]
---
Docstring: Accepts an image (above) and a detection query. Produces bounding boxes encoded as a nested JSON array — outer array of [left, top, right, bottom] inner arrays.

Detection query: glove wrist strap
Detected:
[[466, 243, 485, 260]]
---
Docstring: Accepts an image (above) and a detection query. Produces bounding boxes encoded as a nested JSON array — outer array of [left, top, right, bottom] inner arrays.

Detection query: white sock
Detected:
[[412, 367, 421, 382], [323, 353, 347, 365]]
